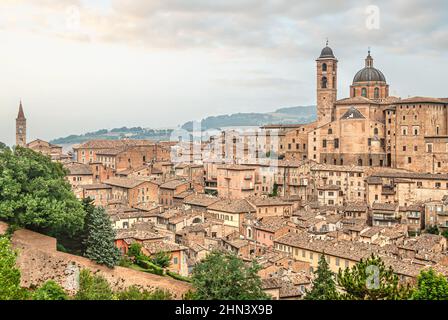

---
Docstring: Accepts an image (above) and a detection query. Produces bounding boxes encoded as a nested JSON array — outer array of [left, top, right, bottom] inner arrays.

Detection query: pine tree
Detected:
[[337, 254, 412, 300], [304, 254, 338, 300], [83, 207, 121, 268]]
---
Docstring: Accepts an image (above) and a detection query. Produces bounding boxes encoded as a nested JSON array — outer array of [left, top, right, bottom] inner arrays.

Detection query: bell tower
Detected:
[[16, 101, 27, 147], [316, 40, 338, 125]]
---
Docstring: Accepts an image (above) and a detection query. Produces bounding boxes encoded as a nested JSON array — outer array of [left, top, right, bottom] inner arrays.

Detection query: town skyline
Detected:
[[1, 0, 447, 145]]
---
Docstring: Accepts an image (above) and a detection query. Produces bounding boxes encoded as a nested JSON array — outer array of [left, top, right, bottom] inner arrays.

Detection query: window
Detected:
[[358, 159, 363, 166], [414, 146, 418, 151], [361, 88, 367, 97], [334, 138, 339, 148], [435, 182, 441, 188], [408, 157, 412, 164], [328, 128, 333, 134], [173, 257, 178, 264], [322, 139, 327, 148], [373, 128, 378, 135], [426, 143, 433, 153], [374, 87, 379, 99], [402, 146, 406, 151], [321, 77, 327, 88], [322, 63, 327, 72]]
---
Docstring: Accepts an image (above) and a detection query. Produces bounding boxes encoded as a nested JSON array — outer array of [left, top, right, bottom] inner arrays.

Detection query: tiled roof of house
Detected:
[[142, 240, 187, 254], [75, 139, 154, 149], [184, 194, 220, 207], [64, 162, 92, 175], [207, 199, 256, 214], [247, 197, 292, 207], [104, 177, 147, 189], [371, 202, 398, 211], [372, 171, 448, 180], [254, 216, 289, 232], [396, 96, 446, 104], [82, 183, 112, 190], [160, 179, 190, 190]]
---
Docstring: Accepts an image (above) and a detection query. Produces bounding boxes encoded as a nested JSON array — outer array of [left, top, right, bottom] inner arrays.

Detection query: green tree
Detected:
[[0, 237, 28, 300], [75, 269, 114, 300], [305, 254, 338, 300], [32, 280, 67, 300], [191, 250, 269, 300], [425, 225, 439, 235], [412, 269, 448, 300], [0, 141, 6, 150], [127, 242, 143, 262], [83, 207, 121, 268], [116, 285, 172, 300], [337, 254, 411, 300], [151, 251, 171, 268], [442, 229, 448, 240], [269, 183, 279, 197], [0, 147, 85, 239]]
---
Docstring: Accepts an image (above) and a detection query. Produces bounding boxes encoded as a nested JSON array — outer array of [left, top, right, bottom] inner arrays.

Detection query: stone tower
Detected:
[[16, 101, 26, 147], [316, 41, 338, 125]]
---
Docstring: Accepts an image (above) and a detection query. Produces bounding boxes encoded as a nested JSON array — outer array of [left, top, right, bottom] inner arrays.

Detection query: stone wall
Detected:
[[3, 223, 191, 299]]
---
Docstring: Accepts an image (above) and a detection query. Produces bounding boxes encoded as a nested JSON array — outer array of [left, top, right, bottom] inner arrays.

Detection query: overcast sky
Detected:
[[1, 0, 447, 145]]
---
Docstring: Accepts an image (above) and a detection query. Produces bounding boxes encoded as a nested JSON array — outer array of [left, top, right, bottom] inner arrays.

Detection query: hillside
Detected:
[[181, 105, 316, 131], [50, 105, 316, 144]]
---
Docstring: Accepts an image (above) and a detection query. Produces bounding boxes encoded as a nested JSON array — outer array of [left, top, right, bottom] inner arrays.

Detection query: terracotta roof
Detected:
[[82, 183, 112, 190], [396, 96, 446, 104], [160, 179, 190, 190], [371, 202, 398, 211], [64, 162, 92, 175], [207, 199, 256, 214], [372, 171, 448, 181], [254, 217, 289, 232], [74, 139, 154, 149], [184, 194, 220, 207], [104, 177, 147, 189], [247, 197, 292, 207], [142, 240, 187, 253]]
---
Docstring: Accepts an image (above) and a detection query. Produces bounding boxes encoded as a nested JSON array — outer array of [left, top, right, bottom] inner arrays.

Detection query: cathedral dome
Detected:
[[352, 50, 386, 83], [353, 67, 386, 83]]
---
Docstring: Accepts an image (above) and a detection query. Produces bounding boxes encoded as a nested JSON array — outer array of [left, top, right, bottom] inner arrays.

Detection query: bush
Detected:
[[116, 285, 172, 300], [166, 270, 192, 283], [137, 259, 164, 276], [32, 280, 67, 300], [75, 269, 114, 300]]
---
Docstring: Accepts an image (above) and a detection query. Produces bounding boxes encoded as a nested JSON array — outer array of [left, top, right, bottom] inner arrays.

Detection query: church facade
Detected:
[[286, 44, 448, 174]]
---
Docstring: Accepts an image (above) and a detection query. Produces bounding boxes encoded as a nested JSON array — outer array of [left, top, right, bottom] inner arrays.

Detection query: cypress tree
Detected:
[[304, 254, 338, 300], [83, 207, 121, 268]]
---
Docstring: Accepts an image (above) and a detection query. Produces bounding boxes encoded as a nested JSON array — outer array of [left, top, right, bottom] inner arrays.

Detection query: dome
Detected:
[[353, 67, 386, 83], [352, 50, 386, 83], [319, 46, 335, 59]]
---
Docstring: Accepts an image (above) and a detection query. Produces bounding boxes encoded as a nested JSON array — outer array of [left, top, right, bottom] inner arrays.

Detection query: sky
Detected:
[[1, 0, 447, 145]]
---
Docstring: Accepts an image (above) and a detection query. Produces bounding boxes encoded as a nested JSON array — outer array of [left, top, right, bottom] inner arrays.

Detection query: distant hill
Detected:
[[50, 127, 173, 145], [181, 105, 316, 131], [50, 105, 316, 144]]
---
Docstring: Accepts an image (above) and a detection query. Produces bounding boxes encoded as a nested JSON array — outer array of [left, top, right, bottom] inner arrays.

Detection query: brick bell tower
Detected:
[[316, 40, 338, 125], [16, 100, 27, 147]]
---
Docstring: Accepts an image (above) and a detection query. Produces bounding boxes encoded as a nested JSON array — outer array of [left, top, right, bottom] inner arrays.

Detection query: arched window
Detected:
[[373, 128, 379, 135], [353, 88, 356, 97], [358, 159, 363, 166], [374, 87, 379, 99], [328, 128, 333, 134], [322, 63, 327, 72], [321, 77, 327, 89], [361, 87, 367, 97], [333, 76, 336, 89]]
